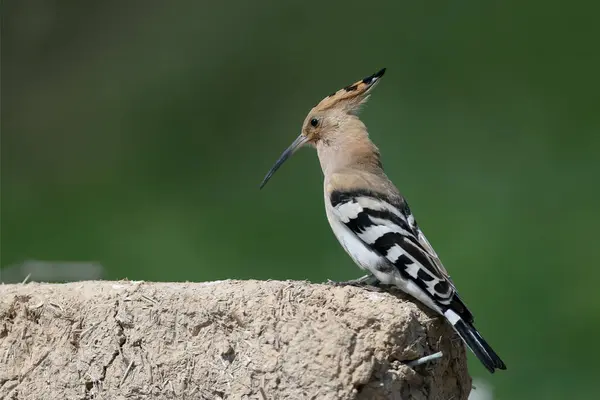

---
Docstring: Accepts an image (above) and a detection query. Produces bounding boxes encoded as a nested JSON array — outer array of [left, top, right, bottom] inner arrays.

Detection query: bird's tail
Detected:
[[443, 307, 507, 373]]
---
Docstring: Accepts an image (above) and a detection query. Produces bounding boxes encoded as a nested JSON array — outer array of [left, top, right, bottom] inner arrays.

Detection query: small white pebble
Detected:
[[200, 280, 230, 286], [367, 292, 384, 301]]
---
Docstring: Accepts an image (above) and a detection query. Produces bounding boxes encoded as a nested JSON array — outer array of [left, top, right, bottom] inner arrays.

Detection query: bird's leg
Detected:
[[330, 274, 379, 285], [326, 274, 383, 291]]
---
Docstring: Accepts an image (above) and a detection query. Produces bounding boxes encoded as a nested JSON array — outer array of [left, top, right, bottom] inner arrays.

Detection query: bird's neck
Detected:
[[316, 122, 383, 176]]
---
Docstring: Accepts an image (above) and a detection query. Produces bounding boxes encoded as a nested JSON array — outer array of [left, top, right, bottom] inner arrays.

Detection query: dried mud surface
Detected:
[[0, 280, 471, 399]]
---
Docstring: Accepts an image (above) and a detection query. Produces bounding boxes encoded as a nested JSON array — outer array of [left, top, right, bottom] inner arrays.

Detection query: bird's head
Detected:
[[260, 68, 386, 189]]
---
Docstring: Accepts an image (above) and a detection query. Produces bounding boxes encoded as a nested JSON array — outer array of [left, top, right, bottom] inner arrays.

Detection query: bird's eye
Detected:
[[310, 118, 319, 127]]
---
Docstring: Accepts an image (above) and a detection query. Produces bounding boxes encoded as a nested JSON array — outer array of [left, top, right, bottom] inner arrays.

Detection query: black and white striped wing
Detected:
[[330, 189, 504, 373], [330, 189, 456, 306]]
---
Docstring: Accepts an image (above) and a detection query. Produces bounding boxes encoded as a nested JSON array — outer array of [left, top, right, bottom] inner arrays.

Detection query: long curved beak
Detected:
[[259, 134, 308, 189]]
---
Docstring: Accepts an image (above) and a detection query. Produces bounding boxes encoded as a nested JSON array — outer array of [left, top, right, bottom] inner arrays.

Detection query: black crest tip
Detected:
[[362, 68, 386, 84]]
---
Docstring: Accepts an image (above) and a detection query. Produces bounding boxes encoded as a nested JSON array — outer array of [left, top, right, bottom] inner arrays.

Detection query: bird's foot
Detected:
[[326, 274, 383, 292]]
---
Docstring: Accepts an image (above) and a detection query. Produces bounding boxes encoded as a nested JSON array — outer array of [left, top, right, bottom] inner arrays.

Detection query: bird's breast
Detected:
[[325, 204, 385, 272]]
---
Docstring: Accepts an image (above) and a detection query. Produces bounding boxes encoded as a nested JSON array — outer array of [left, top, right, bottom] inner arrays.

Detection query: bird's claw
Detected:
[[325, 275, 383, 292]]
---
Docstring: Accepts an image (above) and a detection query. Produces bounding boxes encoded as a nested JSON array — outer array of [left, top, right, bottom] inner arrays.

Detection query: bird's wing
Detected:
[[330, 189, 456, 306]]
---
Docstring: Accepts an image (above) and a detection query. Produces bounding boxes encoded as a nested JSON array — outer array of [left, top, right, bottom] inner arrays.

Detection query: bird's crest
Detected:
[[313, 68, 386, 114]]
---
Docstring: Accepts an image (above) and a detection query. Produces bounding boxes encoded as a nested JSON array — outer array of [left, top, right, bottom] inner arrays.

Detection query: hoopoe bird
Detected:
[[259, 68, 506, 373]]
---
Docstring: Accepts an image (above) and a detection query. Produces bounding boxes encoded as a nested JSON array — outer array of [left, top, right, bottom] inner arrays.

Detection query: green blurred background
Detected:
[[2, 1, 599, 398]]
